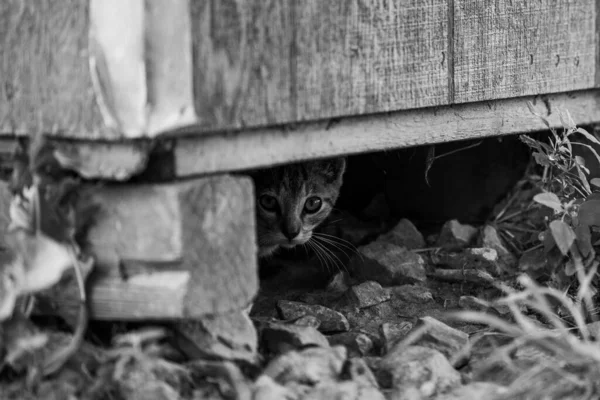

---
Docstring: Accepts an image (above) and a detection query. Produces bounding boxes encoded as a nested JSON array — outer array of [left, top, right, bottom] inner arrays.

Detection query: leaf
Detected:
[[570, 142, 600, 169], [578, 199, 600, 227], [576, 127, 600, 146], [533, 152, 550, 167], [591, 178, 600, 188], [527, 101, 552, 129], [549, 220, 576, 256], [533, 192, 563, 213], [559, 109, 576, 131], [575, 164, 591, 194]]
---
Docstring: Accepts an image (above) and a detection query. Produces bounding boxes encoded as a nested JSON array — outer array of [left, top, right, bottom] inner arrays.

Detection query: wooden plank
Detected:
[[89, 0, 197, 137], [453, 0, 597, 103], [294, 0, 448, 121], [0, 0, 108, 139], [189, 0, 293, 130], [50, 175, 258, 319], [174, 90, 600, 176]]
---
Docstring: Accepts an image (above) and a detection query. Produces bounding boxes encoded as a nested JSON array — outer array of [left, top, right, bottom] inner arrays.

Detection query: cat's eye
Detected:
[[304, 196, 322, 213], [259, 194, 278, 211]]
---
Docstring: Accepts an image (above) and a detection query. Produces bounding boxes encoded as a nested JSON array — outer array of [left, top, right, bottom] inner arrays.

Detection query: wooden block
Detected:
[[173, 89, 600, 176], [453, 0, 597, 103], [52, 174, 258, 319]]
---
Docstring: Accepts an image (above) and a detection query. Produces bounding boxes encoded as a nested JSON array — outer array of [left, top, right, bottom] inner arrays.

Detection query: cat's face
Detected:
[[251, 158, 346, 257]]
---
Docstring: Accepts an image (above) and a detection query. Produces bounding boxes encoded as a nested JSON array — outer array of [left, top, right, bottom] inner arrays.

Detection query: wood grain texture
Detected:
[[453, 0, 597, 103], [78, 175, 258, 318], [294, 0, 448, 121], [190, 0, 293, 130], [0, 0, 108, 138], [190, 0, 447, 131], [174, 90, 600, 175]]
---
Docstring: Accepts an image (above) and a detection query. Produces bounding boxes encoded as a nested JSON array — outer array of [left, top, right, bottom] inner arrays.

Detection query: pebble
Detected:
[[380, 321, 414, 352], [277, 300, 350, 333], [262, 322, 329, 354], [350, 241, 426, 286], [380, 346, 461, 398], [349, 281, 391, 308], [378, 218, 425, 250], [436, 219, 478, 250], [327, 331, 374, 357]]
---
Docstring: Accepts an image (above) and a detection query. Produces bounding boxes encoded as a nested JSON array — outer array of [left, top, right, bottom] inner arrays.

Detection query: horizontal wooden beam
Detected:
[[173, 89, 600, 175]]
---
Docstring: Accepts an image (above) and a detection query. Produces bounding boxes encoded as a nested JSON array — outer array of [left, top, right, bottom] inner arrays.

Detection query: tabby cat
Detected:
[[251, 158, 346, 258]]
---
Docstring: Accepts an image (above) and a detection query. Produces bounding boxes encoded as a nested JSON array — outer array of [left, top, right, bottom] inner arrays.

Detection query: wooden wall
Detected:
[[0, 0, 598, 140]]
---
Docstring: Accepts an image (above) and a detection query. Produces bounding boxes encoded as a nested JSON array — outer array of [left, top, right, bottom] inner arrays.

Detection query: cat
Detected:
[[250, 158, 346, 258]]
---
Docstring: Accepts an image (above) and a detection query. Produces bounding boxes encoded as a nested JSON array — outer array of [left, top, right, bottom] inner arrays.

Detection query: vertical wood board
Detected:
[[295, 0, 449, 121], [190, 0, 294, 130], [453, 0, 597, 103], [0, 0, 108, 138], [190, 0, 449, 131]]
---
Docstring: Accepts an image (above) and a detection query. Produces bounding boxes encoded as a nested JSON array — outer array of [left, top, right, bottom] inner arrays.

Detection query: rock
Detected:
[[380, 321, 414, 352], [173, 309, 257, 363], [436, 219, 478, 250], [435, 382, 508, 400], [345, 357, 380, 389], [380, 346, 461, 398], [480, 225, 517, 271], [263, 345, 347, 386], [327, 332, 374, 357], [293, 315, 322, 329], [391, 285, 434, 303], [348, 281, 391, 308], [326, 271, 351, 294], [428, 268, 494, 285], [350, 242, 427, 285], [252, 375, 296, 400], [378, 219, 425, 250], [396, 317, 469, 367], [302, 381, 386, 400], [262, 322, 329, 354], [277, 300, 350, 333], [430, 248, 499, 275]]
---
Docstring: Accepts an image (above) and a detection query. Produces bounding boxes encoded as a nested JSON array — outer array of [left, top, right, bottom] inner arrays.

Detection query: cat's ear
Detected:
[[323, 157, 346, 182]]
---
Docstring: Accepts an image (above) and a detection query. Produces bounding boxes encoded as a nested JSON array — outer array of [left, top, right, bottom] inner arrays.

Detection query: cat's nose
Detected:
[[282, 224, 301, 241]]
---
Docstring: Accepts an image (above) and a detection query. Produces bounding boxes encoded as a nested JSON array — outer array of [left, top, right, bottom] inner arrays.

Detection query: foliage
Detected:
[[452, 274, 600, 400], [0, 137, 96, 381], [519, 103, 600, 293]]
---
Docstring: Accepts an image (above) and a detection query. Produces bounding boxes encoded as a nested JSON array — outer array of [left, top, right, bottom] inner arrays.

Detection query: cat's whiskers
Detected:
[[311, 235, 352, 259], [308, 240, 334, 273], [312, 232, 362, 261], [310, 237, 348, 274]]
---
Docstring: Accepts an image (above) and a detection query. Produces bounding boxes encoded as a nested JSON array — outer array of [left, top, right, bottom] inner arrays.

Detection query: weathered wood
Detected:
[[0, 0, 107, 138], [190, 0, 293, 130], [174, 90, 600, 175], [52, 140, 149, 181], [89, 0, 196, 137], [453, 0, 597, 103], [52, 175, 258, 319], [1, 0, 598, 142], [294, 0, 449, 121]]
